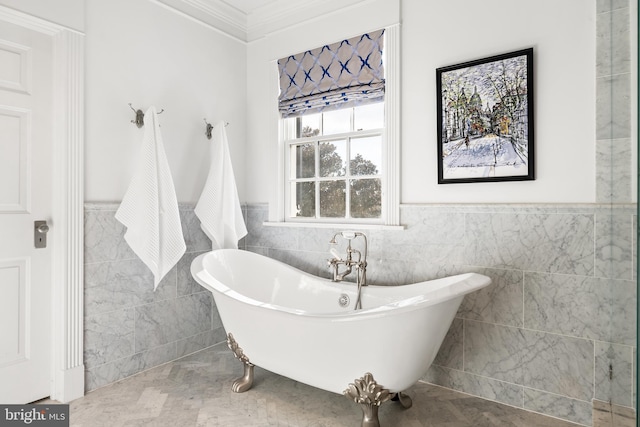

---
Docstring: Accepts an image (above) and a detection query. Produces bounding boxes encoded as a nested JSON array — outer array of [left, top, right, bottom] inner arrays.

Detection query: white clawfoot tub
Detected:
[[191, 249, 491, 426]]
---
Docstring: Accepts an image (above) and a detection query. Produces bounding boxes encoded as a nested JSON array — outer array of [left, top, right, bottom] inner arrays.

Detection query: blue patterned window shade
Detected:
[[278, 29, 385, 118]]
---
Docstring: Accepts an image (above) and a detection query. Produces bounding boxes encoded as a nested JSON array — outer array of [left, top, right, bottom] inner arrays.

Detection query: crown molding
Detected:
[[156, 0, 369, 42], [246, 0, 366, 41], [245, 0, 323, 40], [156, 0, 247, 41], [184, 0, 246, 28]]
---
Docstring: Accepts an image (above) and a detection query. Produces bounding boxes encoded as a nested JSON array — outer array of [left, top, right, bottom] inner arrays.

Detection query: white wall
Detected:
[[244, 0, 597, 204], [403, 0, 595, 203], [1, 0, 600, 205], [84, 0, 246, 203]]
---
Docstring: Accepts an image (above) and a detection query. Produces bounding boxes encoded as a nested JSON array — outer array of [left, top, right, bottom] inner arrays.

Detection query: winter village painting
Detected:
[[436, 48, 534, 183]]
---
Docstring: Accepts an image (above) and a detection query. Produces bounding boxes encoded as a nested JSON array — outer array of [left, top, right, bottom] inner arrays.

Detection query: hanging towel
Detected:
[[195, 120, 247, 249], [115, 106, 186, 290]]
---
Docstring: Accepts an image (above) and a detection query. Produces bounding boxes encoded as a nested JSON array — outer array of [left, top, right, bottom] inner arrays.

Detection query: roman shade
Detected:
[[277, 29, 385, 118]]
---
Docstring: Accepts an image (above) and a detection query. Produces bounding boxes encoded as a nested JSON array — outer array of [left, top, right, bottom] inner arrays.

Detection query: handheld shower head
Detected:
[[328, 231, 363, 245], [341, 231, 357, 240]]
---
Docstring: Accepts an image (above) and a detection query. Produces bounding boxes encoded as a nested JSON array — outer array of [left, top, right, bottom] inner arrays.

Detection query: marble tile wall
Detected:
[[83, 203, 228, 391], [595, 0, 632, 203], [243, 202, 636, 426]]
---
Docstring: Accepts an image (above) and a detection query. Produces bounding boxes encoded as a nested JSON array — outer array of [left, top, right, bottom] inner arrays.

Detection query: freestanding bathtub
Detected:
[[191, 249, 491, 426]]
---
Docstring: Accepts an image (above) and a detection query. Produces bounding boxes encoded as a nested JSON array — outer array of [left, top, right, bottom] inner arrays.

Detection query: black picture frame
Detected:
[[436, 48, 534, 184]]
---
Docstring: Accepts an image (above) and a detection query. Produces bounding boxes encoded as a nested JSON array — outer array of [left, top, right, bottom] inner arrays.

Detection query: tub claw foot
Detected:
[[231, 364, 254, 393], [344, 372, 391, 427], [359, 404, 381, 427], [227, 333, 254, 393], [391, 392, 412, 408]]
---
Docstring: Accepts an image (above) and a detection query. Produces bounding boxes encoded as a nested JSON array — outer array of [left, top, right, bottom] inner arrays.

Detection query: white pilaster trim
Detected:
[[50, 28, 85, 402], [269, 59, 285, 222], [383, 23, 401, 226]]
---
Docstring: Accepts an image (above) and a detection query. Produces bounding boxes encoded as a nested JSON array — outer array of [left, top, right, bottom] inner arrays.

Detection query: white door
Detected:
[[0, 18, 54, 403]]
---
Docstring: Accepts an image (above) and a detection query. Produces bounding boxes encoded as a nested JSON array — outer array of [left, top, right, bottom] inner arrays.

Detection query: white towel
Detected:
[[195, 120, 247, 249], [115, 106, 186, 290]]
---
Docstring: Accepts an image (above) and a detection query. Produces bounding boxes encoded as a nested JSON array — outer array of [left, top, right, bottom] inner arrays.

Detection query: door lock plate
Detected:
[[34, 220, 49, 248]]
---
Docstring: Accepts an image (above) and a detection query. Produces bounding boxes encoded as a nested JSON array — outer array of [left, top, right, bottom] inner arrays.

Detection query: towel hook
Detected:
[[129, 103, 164, 128], [203, 119, 229, 140], [204, 118, 214, 140]]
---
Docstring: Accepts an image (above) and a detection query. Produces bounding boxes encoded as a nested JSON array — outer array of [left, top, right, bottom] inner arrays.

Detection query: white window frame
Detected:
[[283, 112, 384, 224], [270, 24, 400, 228]]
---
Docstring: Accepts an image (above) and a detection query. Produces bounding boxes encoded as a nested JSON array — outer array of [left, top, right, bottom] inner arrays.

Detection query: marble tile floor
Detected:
[[51, 344, 584, 427]]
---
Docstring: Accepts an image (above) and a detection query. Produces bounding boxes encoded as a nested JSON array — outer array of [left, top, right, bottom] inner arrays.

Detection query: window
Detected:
[[273, 25, 399, 226], [284, 103, 384, 221]]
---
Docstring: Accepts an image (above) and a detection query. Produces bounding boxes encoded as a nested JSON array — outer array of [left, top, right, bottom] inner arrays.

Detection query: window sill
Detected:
[[262, 221, 405, 231]]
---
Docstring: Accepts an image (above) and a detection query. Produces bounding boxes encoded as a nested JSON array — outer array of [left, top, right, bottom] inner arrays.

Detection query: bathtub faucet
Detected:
[[328, 231, 368, 309], [328, 231, 366, 281]]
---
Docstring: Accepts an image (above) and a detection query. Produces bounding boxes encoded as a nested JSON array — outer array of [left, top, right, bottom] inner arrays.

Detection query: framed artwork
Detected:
[[436, 48, 534, 184]]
